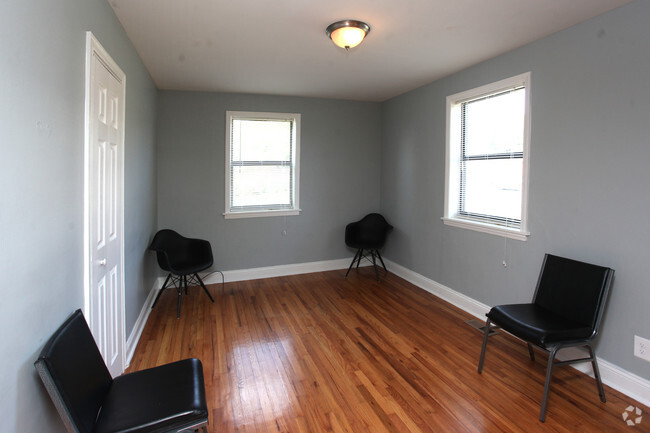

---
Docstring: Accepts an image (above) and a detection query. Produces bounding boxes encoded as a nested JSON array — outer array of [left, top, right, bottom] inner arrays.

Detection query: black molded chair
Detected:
[[345, 213, 393, 281], [478, 254, 614, 422], [35, 309, 209, 433], [149, 229, 215, 318]]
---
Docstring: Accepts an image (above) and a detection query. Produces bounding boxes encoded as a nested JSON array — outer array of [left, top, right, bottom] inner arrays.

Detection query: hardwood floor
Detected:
[[128, 268, 649, 432]]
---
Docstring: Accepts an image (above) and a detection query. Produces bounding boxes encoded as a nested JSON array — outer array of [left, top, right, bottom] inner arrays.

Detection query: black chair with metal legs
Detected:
[[345, 213, 393, 281], [477, 254, 614, 422], [149, 229, 215, 318], [35, 309, 209, 433]]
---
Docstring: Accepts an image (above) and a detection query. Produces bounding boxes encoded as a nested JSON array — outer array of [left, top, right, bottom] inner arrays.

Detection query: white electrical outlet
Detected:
[[634, 335, 650, 362]]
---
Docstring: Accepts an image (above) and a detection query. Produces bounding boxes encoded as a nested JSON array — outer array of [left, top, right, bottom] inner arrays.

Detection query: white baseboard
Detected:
[[201, 257, 361, 285], [384, 258, 650, 408], [383, 259, 491, 320], [124, 281, 158, 368]]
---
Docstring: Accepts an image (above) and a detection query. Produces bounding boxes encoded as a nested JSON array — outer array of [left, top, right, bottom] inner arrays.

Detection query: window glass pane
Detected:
[[232, 166, 291, 208], [232, 119, 292, 162], [462, 158, 522, 221], [464, 88, 524, 156]]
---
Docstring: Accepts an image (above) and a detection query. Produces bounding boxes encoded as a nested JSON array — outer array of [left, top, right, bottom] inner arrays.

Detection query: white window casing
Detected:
[[443, 72, 531, 241], [224, 111, 301, 219]]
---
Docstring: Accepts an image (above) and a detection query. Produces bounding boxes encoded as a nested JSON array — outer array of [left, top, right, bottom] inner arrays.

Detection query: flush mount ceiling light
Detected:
[[326, 20, 370, 50]]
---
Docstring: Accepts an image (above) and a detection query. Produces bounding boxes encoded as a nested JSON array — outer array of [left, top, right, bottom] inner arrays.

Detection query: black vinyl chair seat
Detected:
[[478, 254, 614, 422], [149, 229, 215, 318], [345, 213, 393, 281], [346, 226, 388, 250], [159, 258, 210, 276], [95, 359, 207, 433], [487, 304, 593, 346], [35, 309, 209, 433]]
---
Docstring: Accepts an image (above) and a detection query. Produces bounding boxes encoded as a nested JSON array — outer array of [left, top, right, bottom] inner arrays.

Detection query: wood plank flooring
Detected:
[[128, 268, 649, 432]]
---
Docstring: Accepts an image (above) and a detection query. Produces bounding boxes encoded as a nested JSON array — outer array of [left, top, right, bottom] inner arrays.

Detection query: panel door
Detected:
[[86, 37, 125, 378]]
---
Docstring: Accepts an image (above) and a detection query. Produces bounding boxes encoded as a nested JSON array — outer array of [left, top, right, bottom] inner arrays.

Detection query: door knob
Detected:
[[99, 259, 107, 266]]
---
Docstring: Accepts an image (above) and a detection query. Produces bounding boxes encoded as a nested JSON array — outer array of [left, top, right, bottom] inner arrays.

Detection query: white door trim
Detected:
[[83, 31, 126, 375]]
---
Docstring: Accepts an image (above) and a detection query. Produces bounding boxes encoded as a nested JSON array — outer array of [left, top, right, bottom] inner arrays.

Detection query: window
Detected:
[[443, 72, 531, 240], [225, 111, 301, 218]]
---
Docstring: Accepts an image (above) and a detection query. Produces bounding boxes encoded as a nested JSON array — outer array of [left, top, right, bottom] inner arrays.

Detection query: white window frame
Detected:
[[443, 72, 531, 241], [224, 111, 301, 219]]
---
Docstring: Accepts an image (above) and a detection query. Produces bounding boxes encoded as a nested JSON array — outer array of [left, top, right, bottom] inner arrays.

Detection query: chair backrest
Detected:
[[34, 309, 112, 433], [533, 254, 614, 333], [346, 213, 393, 248], [149, 229, 185, 271], [149, 229, 213, 273]]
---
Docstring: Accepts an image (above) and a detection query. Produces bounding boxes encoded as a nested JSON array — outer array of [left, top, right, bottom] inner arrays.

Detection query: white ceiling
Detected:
[[108, 0, 633, 102]]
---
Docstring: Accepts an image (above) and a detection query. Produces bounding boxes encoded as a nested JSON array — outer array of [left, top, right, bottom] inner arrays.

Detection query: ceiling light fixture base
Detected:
[[326, 20, 370, 51]]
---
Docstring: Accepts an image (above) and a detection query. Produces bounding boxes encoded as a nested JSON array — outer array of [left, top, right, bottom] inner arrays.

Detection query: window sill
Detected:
[[224, 209, 301, 219], [442, 217, 529, 241]]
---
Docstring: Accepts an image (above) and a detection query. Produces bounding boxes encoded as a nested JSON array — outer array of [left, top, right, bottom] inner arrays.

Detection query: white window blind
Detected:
[[225, 111, 301, 218], [459, 87, 525, 229]]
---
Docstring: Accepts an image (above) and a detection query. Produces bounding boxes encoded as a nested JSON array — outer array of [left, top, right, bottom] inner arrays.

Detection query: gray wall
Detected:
[[2, 0, 647, 430], [380, 1, 650, 379], [156, 91, 381, 270], [0, 0, 158, 431]]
